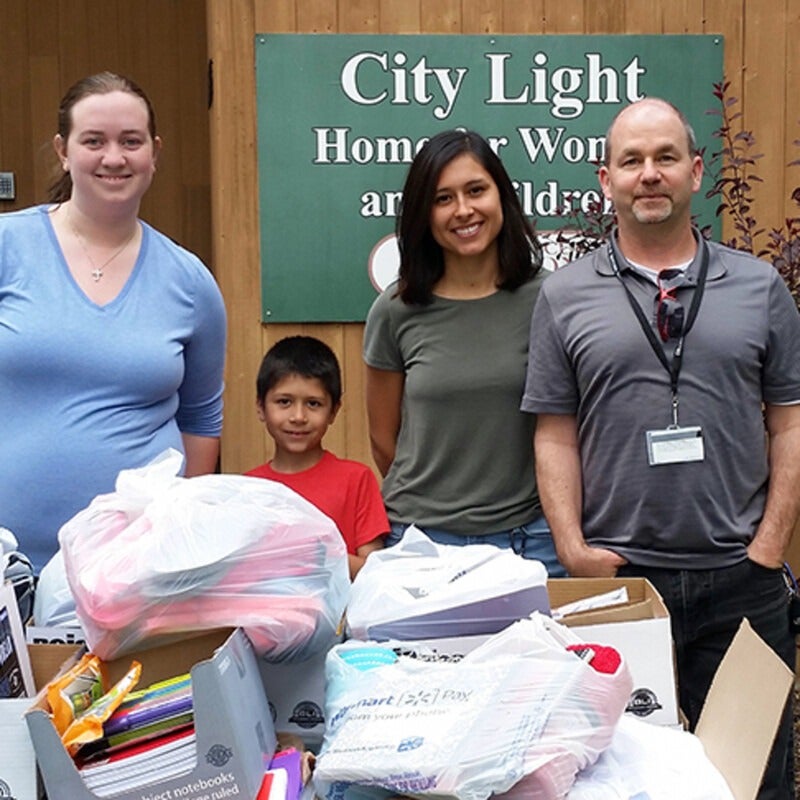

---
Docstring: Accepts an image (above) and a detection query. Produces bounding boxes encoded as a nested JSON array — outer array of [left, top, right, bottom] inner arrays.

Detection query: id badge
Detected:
[[645, 426, 704, 466]]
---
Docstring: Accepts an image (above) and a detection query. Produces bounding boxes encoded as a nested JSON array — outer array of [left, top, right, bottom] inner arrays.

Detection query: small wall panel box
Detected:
[[0, 173, 15, 200]]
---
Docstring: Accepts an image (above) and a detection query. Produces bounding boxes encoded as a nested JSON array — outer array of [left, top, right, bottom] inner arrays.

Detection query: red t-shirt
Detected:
[[246, 451, 389, 555]]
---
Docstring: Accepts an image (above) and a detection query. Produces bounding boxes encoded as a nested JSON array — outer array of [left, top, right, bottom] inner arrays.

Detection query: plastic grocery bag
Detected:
[[568, 716, 735, 800], [314, 613, 633, 800], [346, 526, 549, 640], [58, 449, 350, 661], [34, 550, 82, 628]]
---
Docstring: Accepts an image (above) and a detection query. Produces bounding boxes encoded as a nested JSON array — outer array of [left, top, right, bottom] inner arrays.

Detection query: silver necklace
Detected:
[[67, 210, 137, 282]]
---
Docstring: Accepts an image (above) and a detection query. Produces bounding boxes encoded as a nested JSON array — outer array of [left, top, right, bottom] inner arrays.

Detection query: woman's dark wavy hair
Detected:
[[396, 129, 542, 306], [48, 71, 158, 204]]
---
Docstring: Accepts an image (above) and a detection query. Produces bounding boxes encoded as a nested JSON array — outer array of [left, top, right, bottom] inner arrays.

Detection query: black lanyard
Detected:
[[607, 238, 709, 425]]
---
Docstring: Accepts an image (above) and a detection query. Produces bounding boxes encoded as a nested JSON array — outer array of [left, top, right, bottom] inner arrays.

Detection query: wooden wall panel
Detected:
[[0, 0, 211, 271], [297, 0, 337, 31], [379, 0, 421, 33], [462, 1, 503, 33], [254, 0, 295, 31], [0, 5, 31, 198], [585, 1, 626, 33], [503, 2, 546, 34], [622, 2, 663, 33], [208, 0, 800, 476], [542, 0, 583, 33], [786, 3, 800, 221], [206, 0, 264, 471], [421, 0, 460, 32], [340, 0, 380, 31], [744, 0, 788, 226]]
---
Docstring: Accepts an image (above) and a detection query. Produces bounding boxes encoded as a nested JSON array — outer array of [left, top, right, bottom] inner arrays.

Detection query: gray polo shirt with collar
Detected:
[[522, 233, 800, 569]]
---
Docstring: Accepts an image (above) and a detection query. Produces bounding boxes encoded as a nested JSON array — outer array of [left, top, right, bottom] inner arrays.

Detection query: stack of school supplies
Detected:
[[258, 747, 305, 800], [73, 673, 195, 797]]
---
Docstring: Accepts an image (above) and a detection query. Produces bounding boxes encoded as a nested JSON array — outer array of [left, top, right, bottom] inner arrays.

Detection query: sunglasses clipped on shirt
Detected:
[[655, 268, 686, 342]]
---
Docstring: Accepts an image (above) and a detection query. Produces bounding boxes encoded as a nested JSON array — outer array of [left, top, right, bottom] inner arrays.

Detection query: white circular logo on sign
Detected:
[[368, 234, 400, 292]]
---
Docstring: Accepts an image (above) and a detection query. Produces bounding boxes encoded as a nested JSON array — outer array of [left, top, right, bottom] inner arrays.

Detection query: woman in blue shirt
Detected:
[[0, 72, 226, 571]]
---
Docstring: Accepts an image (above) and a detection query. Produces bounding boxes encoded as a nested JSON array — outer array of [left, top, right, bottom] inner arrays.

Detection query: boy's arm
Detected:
[[349, 538, 384, 580]]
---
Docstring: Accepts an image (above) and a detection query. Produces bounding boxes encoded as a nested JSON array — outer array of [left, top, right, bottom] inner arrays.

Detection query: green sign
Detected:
[[255, 34, 723, 322]]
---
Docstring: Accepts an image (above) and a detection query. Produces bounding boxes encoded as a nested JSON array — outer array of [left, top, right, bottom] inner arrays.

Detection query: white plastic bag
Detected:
[[346, 526, 549, 640], [314, 613, 633, 800], [34, 550, 82, 628], [59, 449, 350, 661], [568, 716, 735, 800]]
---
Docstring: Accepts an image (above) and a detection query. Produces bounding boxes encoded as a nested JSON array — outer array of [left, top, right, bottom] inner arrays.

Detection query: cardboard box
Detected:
[[0, 642, 81, 800], [273, 578, 678, 746], [259, 650, 328, 748], [324, 619, 789, 800], [697, 618, 792, 800], [26, 628, 277, 800], [260, 579, 791, 799], [390, 582, 794, 799], [549, 577, 679, 726], [383, 578, 680, 727]]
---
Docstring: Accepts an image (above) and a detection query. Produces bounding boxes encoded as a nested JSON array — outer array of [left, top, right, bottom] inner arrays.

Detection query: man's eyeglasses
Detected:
[[656, 270, 685, 342]]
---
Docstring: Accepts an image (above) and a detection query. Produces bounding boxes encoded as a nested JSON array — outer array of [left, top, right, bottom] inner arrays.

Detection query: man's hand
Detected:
[[561, 541, 628, 577], [747, 403, 800, 570], [746, 539, 785, 570]]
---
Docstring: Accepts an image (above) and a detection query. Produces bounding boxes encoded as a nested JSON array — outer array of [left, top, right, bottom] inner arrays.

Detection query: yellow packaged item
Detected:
[[47, 654, 105, 736], [61, 660, 142, 754]]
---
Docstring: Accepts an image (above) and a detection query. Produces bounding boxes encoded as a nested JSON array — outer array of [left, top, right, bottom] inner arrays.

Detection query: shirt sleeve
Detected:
[[763, 268, 800, 405], [363, 286, 404, 372], [175, 264, 227, 436], [352, 466, 390, 549], [521, 285, 580, 415]]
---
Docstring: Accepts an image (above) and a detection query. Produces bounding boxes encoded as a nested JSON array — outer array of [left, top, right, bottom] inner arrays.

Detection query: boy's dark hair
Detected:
[[396, 129, 542, 306], [256, 336, 342, 407]]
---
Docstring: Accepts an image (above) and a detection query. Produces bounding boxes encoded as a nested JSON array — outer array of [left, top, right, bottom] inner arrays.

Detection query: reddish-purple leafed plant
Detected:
[[705, 80, 800, 309]]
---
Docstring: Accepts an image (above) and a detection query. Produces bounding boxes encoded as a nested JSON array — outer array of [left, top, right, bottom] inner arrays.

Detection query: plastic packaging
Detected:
[[35, 549, 82, 628], [1, 527, 35, 624], [314, 613, 633, 800], [48, 654, 105, 736], [61, 661, 143, 754], [568, 715, 735, 800], [346, 526, 550, 641], [58, 449, 350, 661]]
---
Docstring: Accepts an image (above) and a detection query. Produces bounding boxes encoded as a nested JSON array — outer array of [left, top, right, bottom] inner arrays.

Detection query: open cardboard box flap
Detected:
[[549, 577, 669, 626], [547, 578, 792, 798], [561, 596, 658, 627], [695, 618, 793, 800]]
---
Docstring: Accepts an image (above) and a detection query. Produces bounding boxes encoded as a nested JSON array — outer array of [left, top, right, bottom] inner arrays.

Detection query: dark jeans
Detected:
[[618, 560, 795, 800]]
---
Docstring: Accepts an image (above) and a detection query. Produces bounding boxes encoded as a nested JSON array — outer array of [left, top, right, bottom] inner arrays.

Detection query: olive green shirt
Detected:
[[363, 275, 544, 534]]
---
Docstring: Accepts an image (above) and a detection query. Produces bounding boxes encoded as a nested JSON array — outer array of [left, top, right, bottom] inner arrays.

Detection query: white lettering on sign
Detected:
[[358, 179, 612, 220], [340, 52, 469, 120], [513, 180, 613, 217], [486, 52, 646, 119], [339, 50, 646, 121], [313, 128, 430, 164], [517, 127, 606, 164]]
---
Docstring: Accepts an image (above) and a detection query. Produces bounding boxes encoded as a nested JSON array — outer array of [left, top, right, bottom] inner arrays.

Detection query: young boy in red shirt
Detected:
[[246, 336, 388, 578]]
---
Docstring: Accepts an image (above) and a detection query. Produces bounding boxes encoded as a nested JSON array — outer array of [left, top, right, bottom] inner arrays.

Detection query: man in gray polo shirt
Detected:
[[522, 97, 800, 799]]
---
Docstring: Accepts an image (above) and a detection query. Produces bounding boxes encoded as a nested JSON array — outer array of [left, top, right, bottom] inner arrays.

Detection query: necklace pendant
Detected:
[[91, 267, 103, 282]]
